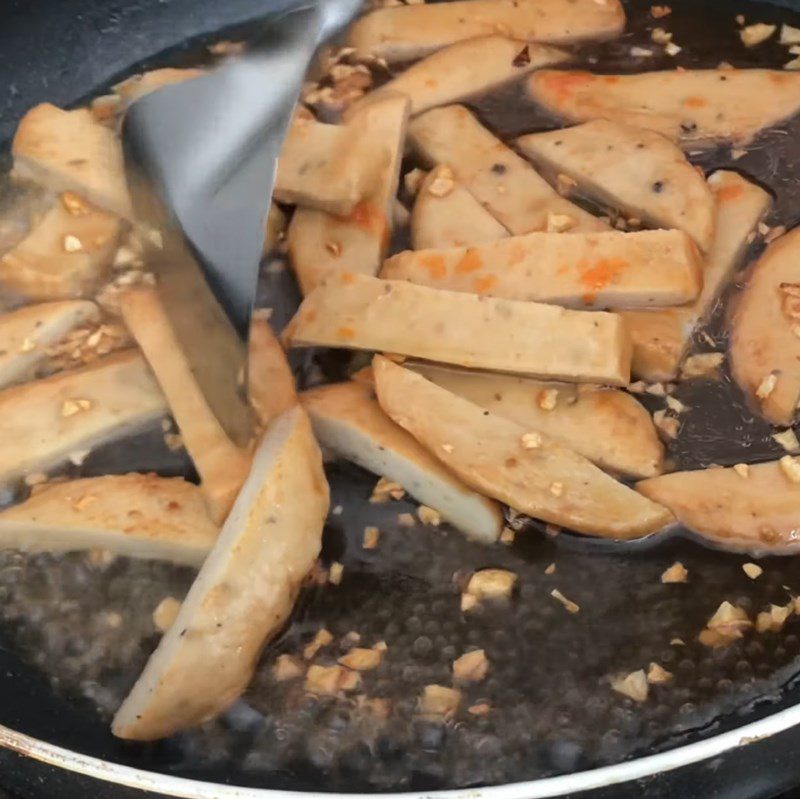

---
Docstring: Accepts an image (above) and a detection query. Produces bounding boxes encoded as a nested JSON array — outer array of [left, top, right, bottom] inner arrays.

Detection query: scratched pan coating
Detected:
[[3, 0, 800, 792]]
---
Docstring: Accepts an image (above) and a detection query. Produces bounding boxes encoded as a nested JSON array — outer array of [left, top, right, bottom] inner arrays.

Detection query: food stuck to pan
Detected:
[[4, 0, 800, 790]]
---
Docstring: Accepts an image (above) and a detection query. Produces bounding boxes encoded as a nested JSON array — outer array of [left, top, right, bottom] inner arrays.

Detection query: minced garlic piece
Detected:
[[61, 191, 91, 216], [651, 27, 672, 44], [461, 593, 478, 612], [370, 476, 405, 503], [556, 173, 577, 194], [545, 563, 556, 575], [612, 669, 648, 702], [647, 662, 673, 684], [63, 234, 83, 252], [740, 23, 776, 47], [61, 398, 92, 417], [780, 455, 800, 484], [468, 702, 491, 716], [786, 56, 800, 70], [650, 4, 671, 17], [305, 664, 361, 695], [273, 654, 305, 682], [665, 395, 687, 414], [551, 588, 579, 613], [664, 41, 682, 56], [397, 512, 416, 527], [363, 526, 380, 549], [538, 388, 558, 410], [19, 337, 36, 353], [453, 649, 489, 683], [152, 596, 181, 633], [733, 463, 750, 479], [700, 601, 752, 646], [742, 562, 763, 579], [427, 166, 455, 198], [756, 372, 778, 400], [441, 443, 455, 453], [329, 562, 344, 585], [325, 240, 342, 257], [780, 23, 800, 43], [681, 352, 724, 379], [630, 46, 654, 57], [772, 429, 800, 452], [549, 481, 564, 497], [404, 168, 427, 196], [653, 410, 679, 440], [521, 432, 542, 449], [756, 603, 792, 633], [418, 505, 441, 526], [304, 628, 334, 660], [419, 684, 461, 718], [500, 527, 515, 544], [338, 647, 382, 671], [546, 213, 575, 233], [661, 562, 688, 583], [467, 568, 517, 600]]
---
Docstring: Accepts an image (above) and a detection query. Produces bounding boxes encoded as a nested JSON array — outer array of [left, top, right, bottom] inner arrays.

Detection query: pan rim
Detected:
[[1, 699, 799, 798]]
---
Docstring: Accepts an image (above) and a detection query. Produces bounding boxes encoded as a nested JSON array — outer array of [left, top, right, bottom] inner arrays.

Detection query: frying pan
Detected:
[[3, 0, 800, 797]]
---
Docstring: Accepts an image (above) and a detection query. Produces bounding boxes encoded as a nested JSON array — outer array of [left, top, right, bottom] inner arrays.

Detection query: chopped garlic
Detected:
[[466, 569, 517, 600], [681, 352, 724, 379], [549, 481, 564, 497], [740, 23, 776, 47], [329, 562, 344, 585], [701, 601, 752, 647], [546, 213, 575, 233], [756, 372, 778, 400], [664, 41, 682, 56], [742, 562, 763, 579], [397, 512, 416, 527], [784, 56, 800, 70], [305, 664, 361, 695], [653, 409, 680, 440], [362, 526, 380, 549], [551, 588, 579, 613], [468, 702, 491, 716], [338, 647, 382, 671], [273, 654, 305, 682], [461, 593, 478, 612], [545, 563, 556, 575], [779, 455, 800, 484], [733, 463, 750, 479], [521, 432, 542, 449], [780, 23, 800, 43], [500, 527, 515, 544], [419, 684, 461, 718], [418, 505, 441, 526], [427, 166, 455, 197], [538, 388, 559, 410], [404, 167, 427, 196], [441, 443, 454, 453], [63, 234, 83, 252], [772, 429, 800, 453], [651, 4, 671, 17], [756, 603, 791, 633], [453, 649, 490, 683], [304, 628, 334, 660], [651, 27, 672, 44], [661, 562, 688, 584], [665, 395, 687, 413], [370, 476, 405, 503], [612, 670, 649, 702], [152, 596, 181, 633], [647, 662, 673, 684], [630, 46, 654, 57]]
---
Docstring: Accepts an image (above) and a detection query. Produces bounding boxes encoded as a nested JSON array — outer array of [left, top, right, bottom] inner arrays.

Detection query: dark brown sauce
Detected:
[[3, 0, 800, 792]]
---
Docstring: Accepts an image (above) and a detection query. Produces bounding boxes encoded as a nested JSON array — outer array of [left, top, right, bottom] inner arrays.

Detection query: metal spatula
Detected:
[[122, 0, 363, 445]]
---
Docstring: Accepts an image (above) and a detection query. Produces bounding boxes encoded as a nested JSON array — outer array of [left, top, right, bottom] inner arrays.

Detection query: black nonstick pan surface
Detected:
[[3, 0, 800, 796]]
